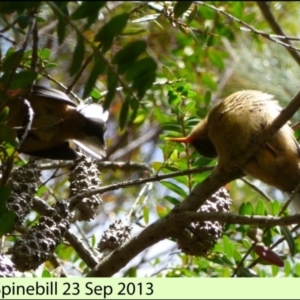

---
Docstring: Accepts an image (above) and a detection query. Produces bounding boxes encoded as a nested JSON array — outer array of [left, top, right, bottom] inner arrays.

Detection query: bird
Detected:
[[1, 85, 109, 160], [167, 90, 300, 211]]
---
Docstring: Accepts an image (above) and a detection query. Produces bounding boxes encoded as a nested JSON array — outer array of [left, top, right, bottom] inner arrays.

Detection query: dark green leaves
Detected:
[[69, 34, 85, 76], [112, 40, 147, 74], [94, 13, 129, 53], [0, 1, 40, 14], [0, 124, 17, 146], [71, 1, 106, 20], [0, 70, 38, 89], [83, 57, 106, 99], [2, 49, 24, 72], [173, 2, 193, 18], [125, 57, 157, 98], [105, 40, 157, 129]]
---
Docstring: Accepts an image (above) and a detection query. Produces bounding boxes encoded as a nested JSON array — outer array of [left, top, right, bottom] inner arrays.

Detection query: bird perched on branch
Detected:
[[168, 90, 300, 211], [1, 85, 109, 160]]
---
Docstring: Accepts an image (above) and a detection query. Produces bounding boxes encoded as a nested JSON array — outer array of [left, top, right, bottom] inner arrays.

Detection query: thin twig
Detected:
[[256, 1, 300, 67], [241, 178, 274, 203], [69, 165, 214, 208], [196, 1, 300, 53]]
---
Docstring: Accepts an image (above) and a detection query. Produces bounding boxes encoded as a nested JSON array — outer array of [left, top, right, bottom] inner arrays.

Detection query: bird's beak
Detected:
[[165, 136, 193, 143]]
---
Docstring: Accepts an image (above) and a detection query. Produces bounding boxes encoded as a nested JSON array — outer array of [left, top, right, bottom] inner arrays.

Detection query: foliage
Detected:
[[0, 1, 300, 277]]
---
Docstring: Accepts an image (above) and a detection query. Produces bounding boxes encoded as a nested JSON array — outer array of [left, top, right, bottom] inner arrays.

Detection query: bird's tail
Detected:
[[75, 103, 109, 160]]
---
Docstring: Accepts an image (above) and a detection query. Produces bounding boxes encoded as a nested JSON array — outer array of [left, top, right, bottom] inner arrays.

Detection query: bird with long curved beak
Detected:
[[2, 85, 109, 160], [167, 90, 300, 212]]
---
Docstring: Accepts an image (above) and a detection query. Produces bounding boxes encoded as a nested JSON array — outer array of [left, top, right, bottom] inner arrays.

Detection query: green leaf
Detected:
[[182, 101, 195, 113], [204, 90, 211, 106], [69, 34, 85, 76], [154, 107, 171, 124], [0, 124, 17, 145], [0, 186, 11, 216], [187, 4, 198, 24], [239, 202, 254, 215], [0, 211, 15, 237], [83, 58, 106, 98], [125, 57, 157, 81], [201, 73, 217, 90], [208, 50, 224, 69], [233, 249, 242, 264], [143, 206, 149, 224], [271, 200, 280, 215], [284, 260, 292, 276], [71, 1, 106, 20], [164, 195, 181, 206], [42, 269, 52, 278], [223, 235, 234, 258], [207, 35, 217, 47], [38, 48, 51, 60], [2, 49, 24, 72], [156, 205, 168, 218], [16, 15, 33, 29], [44, 63, 58, 68], [255, 199, 266, 215], [91, 234, 96, 247], [173, 2, 193, 18], [231, 1, 244, 19], [90, 88, 102, 100], [133, 71, 156, 98], [84, 11, 100, 31], [280, 226, 296, 257], [119, 98, 130, 130], [94, 13, 129, 52], [112, 40, 147, 67], [54, 2, 69, 44], [0, 107, 9, 124], [121, 27, 147, 36], [160, 181, 187, 198], [0, 70, 38, 89], [199, 5, 216, 19], [0, 1, 40, 13]]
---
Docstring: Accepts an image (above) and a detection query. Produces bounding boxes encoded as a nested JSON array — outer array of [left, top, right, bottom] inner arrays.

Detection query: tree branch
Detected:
[[196, 1, 300, 53], [256, 1, 300, 67], [69, 166, 214, 208]]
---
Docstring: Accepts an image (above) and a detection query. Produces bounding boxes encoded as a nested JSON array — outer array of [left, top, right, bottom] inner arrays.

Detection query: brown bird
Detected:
[[1, 85, 109, 160], [168, 90, 300, 211]]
